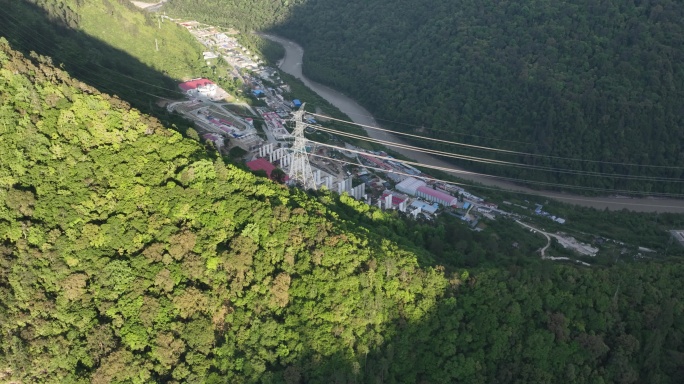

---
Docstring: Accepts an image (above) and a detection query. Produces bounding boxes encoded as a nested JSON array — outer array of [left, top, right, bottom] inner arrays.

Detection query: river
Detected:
[[261, 34, 684, 213]]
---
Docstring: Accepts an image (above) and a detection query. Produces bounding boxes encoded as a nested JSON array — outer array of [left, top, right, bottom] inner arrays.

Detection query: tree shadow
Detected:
[[0, 0, 186, 125], [2, 3, 684, 384]]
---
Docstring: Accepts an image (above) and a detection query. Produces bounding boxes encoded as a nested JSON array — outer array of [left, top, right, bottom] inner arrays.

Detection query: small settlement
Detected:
[[165, 19, 568, 232]]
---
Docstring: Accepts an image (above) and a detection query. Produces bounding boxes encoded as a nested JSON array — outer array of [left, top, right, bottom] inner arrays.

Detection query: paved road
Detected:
[[261, 34, 684, 213]]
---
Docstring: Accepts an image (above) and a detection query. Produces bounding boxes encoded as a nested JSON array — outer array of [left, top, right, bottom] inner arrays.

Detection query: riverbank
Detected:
[[261, 33, 684, 213]]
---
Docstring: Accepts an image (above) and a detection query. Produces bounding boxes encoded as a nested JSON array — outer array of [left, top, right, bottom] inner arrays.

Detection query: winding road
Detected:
[[261, 34, 684, 213]]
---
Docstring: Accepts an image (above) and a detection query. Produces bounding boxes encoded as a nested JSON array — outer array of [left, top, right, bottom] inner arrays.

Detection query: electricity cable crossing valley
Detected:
[[310, 113, 684, 170], [306, 124, 684, 183]]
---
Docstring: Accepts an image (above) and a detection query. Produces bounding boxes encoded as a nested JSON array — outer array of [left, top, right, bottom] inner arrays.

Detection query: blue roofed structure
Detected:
[[293, 99, 302, 108], [410, 200, 440, 214]]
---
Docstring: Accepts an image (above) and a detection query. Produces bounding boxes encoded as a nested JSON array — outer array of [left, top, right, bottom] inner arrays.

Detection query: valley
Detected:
[[1, 1, 684, 383], [263, 33, 684, 213]]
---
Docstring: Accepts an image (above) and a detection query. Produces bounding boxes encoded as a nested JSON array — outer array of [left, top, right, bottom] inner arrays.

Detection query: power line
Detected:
[[307, 151, 684, 210], [0, 8, 186, 99], [310, 124, 684, 183], [308, 141, 684, 198], [0, 24, 172, 104], [314, 108, 534, 146], [311, 113, 684, 170], [4, 7, 683, 196]]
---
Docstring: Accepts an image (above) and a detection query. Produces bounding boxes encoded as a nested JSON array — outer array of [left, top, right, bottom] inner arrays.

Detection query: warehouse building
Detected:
[[395, 177, 458, 206], [415, 186, 458, 207]]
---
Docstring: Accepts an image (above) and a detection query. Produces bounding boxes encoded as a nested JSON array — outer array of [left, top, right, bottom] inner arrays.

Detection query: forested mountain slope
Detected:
[[0, 38, 447, 382], [3, 38, 684, 383], [0, 0, 204, 113], [165, 0, 684, 193]]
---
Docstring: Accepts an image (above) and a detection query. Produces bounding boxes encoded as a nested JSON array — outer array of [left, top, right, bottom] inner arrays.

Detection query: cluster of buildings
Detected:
[[170, 20, 500, 229], [179, 78, 228, 101], [395, 177, 459, 207], [534, 204, 566, 224], [167, 81, 260, 152], [180, 22, 261, 71]]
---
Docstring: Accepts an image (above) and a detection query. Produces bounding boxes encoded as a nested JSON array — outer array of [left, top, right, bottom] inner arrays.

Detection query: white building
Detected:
[[396, 177, 426, 195]]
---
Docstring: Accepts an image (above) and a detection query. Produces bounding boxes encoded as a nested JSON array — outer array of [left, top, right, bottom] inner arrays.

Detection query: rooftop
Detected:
[[179, 78, 215, 92], [416, 186, 458, 205], [246, 158, 276, 179], [396, 177, 427, 193]]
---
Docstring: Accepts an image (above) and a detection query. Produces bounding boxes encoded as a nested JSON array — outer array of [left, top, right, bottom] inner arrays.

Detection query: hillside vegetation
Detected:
[[165, 0, 684, 194], [0, 38, 447, 382], [0, 0, 205, 112], [3, 37, 684, 383]]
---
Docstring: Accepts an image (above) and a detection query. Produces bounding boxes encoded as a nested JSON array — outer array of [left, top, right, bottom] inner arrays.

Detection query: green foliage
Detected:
[[0, 0, 204, 133], [3, 8, 684, 381], [0, 40, 446, 383], [165, 0, 684, 193]]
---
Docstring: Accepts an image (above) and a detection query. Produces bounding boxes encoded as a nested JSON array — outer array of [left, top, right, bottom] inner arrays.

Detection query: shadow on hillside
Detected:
[[0, 4, 454, 381], [2, 3, 683, 384], [0, 3, 484, 384], [0, 1, 189, 129]]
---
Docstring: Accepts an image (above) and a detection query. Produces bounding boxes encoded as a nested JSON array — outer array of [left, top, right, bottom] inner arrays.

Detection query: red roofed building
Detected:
[[246, 158, 288, 182], [246, 158, 275, 178], [179, 78, 215, 91], [416, 186, 458, 207], [381, 191, 409, 208]]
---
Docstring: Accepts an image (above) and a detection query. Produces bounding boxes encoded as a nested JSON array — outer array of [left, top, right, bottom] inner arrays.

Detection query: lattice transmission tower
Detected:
[[288, 103, 317, 190]]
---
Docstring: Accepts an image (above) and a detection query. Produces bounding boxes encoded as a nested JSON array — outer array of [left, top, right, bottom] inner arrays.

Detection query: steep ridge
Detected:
[[3, 35, 684, 382], [0, 39, 447, 382], [0, 0, 204, 114]]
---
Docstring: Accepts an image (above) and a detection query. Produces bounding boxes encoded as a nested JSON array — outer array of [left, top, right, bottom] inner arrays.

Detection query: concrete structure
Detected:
[[322, 176, 333, 190], [381, 190, 410, 210], [396, 177, 457, 206], [670, 230, 684, 247], [410, 200, 440, 214], [395, 177, 426, 196], [179, 78, 218, 98], [415, 186, 458, 206], [384, 194, 393, 209], [351, 184, 365, 200], [337, 178, 352, 195]]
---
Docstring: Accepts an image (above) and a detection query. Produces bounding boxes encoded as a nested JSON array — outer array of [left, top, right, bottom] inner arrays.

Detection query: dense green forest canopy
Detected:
[[165, 0, 684, 194], [0, 0, 238, 132], [3, 36, 684, 383]]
